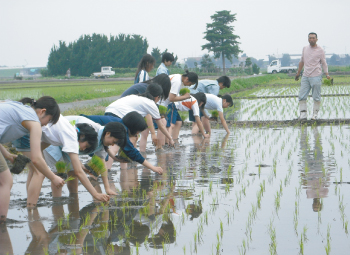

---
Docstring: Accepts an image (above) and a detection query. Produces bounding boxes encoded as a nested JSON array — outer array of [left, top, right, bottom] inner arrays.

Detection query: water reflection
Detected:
[[299, 126, 331, 212]]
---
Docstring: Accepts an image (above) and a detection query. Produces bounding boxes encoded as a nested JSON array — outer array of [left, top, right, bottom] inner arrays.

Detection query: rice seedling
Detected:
[[179, 88, 190, 96], [85, 155, 107, 177]]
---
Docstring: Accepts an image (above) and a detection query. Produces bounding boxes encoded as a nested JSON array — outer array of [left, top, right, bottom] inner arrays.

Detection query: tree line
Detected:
[[47, 34, 151, 76]]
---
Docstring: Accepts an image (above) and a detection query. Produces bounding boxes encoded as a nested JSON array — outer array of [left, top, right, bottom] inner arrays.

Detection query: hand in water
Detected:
[[152, 166, 163, 175], [94, 193, 110, 202]]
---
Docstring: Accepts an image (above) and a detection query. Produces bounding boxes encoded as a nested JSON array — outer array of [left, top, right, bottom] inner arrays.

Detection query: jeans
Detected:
[[299, 75, 322, 101]]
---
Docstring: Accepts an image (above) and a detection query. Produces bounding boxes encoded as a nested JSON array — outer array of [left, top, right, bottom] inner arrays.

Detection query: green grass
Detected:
[[221, 74, 291, 94], [0, 80, 133, 103]]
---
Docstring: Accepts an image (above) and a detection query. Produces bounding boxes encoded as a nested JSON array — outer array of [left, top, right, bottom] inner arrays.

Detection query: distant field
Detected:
[[0, 80, 133, 103]]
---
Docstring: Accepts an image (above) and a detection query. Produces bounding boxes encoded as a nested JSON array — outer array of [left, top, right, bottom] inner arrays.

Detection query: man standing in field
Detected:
[[295, 32, 330, 120]]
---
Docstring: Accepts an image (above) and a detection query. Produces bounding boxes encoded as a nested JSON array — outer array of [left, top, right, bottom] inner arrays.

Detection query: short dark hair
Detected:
[[183, 70, 198, 89], [162, 53, 174, 63], [145, 74, 171, 100], [308, 32, 317, 38], [219, 94, 233, 107], [19, 96, 60, 124], [191, 92, 206, 110], [76, 123, 98, 154], [217, 76, 231, 88], [122, 111, 148, 136], [102, 122, 127, 149]]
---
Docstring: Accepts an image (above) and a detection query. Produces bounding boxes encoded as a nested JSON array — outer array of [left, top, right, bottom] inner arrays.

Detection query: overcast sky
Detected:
[[1, 0, 349, 67]]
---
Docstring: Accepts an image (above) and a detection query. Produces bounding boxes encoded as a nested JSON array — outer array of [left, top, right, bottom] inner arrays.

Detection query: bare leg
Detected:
[[67, 171, 79, 194], [191, 122, 199, 134], [106, 144, 119, 170], [201, 117, 211, 134], [0, 169, 13, 223], [25, 208, 49, 254], [172, 121, 183, 140], [156, 119, 167, 149], [139, 128, 149, 152], [24, 151, 45, 207]]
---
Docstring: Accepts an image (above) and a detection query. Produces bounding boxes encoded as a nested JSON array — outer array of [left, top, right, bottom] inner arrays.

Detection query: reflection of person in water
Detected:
[[0, 223, 13, 255], [25, 208, 50, 255], [299, 126, 330, 212]]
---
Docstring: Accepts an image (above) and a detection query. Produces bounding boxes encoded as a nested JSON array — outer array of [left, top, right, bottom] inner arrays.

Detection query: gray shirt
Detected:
[[0, 101, 40, 143]]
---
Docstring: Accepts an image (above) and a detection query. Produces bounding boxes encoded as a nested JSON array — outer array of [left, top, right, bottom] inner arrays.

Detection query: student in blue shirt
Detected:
[[156, 53, 175, 76], [189, 76, 231, 96], [135, 54, 156, 84], [81, 112, 164, 174], [121, 74, 171, 99]]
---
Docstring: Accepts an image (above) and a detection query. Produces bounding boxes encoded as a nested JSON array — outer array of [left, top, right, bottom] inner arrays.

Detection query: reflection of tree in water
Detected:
[[299, 126, 331, 212]]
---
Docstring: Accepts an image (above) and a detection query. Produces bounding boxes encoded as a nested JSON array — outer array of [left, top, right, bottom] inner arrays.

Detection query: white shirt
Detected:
[[65, 115, 101, 132], [204, 94, 223, 112], [160, 74, 183, 107], [175, 96, 200, 116], [137, 70, 150, 83], [105, 95, 161, 120], [41, 115, 79, 154]]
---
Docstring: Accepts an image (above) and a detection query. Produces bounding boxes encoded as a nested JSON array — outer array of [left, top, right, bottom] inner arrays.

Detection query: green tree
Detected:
[[245, 57, 252, 67], [281, 54, 291, 66], [202, 10, 241, 74], [252, 63, 260, 74], [151, 47, 162, 65], [200, 54, 216, 73]]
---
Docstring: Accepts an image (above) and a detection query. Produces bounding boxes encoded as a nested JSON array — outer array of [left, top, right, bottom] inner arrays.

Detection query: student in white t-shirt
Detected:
[[158, 70, 199, 149], [166, 93, 209, 140], [105, 84, 175, 152], [13, 115, 119, 206], [134, 54, 155, 84], [190, 94, 233, 135]]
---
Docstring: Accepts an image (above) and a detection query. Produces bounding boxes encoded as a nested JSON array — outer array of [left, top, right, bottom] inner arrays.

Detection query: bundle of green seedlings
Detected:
[[55, 161, 75, 182], [323, 78, 333, 86], [10, 154, 31, 174], [159, 105, 168, 118], [211, 110, 219, 120], [179, 88, 191, 96], [115, 148, 132, 163], [84, 155, 107, 177]]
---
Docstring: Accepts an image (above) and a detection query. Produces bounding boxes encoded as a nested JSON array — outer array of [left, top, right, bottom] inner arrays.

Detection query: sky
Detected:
[[1, 0, 349, 67]]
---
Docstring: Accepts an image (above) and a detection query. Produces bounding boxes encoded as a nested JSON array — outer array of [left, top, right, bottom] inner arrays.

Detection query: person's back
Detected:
[[190, 80, 219, 95], [121, 83, 148, 98], [0, 101, 40, 143]]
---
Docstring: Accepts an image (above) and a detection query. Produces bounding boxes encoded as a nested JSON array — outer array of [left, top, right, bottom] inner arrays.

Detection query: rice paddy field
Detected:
[[2, 77, 350, 255]]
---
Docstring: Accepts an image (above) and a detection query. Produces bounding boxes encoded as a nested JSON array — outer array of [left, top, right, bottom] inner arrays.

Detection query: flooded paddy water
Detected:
[[2, 84, 350, 255]]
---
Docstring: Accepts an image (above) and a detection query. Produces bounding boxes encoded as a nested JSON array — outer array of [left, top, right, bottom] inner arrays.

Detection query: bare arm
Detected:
[[168, 93, 191, 102], [145, 114, 157, 146], [295, 61, 304, 81], [23, 121, 65, 188], [142, 160, 163, 174], [100, 156, 118, 195], [219, 111, 230, 134], [69, 153, 110, 201], [0, 144, 16, 163], [194, 116, 209, 138], [155, 119, 174, 146]]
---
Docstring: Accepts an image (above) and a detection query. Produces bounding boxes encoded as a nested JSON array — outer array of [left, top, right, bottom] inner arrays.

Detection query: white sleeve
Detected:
[[139, 70, 149, 83], [146, 101, 161, 120], [170, 75, 182, 95], [59, 122, 79, 154], [191, 101, 200, 117], [216, 98, 224, 112]]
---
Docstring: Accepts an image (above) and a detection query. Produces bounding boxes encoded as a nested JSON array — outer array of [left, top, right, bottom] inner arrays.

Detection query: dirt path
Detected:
[[59, 95, 121, 112]]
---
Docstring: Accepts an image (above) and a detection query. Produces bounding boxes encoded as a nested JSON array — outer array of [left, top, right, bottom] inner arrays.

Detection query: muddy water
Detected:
[[3, 122, 350, 254]]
